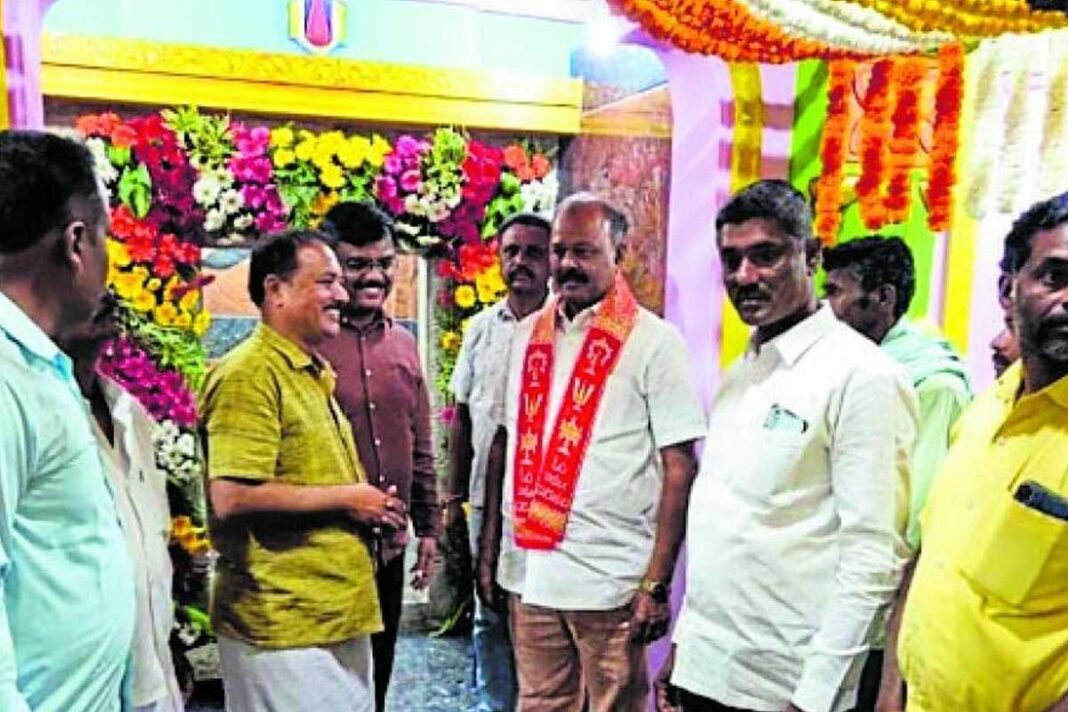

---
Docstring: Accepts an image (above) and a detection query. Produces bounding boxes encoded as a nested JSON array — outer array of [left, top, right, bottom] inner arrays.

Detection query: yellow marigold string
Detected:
[[849, 0, 1067, 37]]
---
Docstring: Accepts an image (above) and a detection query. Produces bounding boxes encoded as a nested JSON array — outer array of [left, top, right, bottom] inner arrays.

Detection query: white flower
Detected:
[[177, 432, 196, 457], [404, 194, 422, 215], [447, 193, 462, 209], [214, 167, 235, 186], [85, 138, 118, 185], [233, 214, 254, 230], [204, 208, 226, 232], [193, 176, 222, 206], [219, 189, 244, 215]]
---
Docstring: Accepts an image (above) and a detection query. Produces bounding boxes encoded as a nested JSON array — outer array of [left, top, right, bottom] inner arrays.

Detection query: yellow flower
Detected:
[[154, 301, 180, 327], [171, 515, 211, 556], [319, 163, 346, 190], [270, 126, 295, 148], [454, 285, 477, 309], [110, 265, 149, 301], [318, 131, 345, 153], [193, 309, 212, 337], [273, 148, 296, 168], [294, 139, 316, 162], [439, 330, 462, 353], [297, 129, 315, 143], [130, 289, 157, 314], [174, 311, 193, 329], [179, 287, 200, 313], [146, 277, 162, 292], [337, 137, 369, 169], [460, 318, 472, 334], [369, 135, 391, 167], [106, 239, 131, 269], [312, 191, 340, 216]]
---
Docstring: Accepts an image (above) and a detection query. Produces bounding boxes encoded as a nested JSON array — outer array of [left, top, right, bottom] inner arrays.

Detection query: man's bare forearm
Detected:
[[645, 441, 699, 583], [210, 479, 359, 520], [447, 404, 474, 501]]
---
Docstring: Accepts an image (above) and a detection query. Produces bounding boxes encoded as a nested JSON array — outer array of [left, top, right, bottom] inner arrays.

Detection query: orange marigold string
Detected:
[[815, 60, 857, 244], [857, 58, 896, 230], [926, 43, 965, 232], [607, 0, 873, 63], [885, 56, 928, 225]]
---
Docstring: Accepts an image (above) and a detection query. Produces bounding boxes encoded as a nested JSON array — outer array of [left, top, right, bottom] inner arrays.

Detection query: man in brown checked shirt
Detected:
[[319, 201, 440, 711]]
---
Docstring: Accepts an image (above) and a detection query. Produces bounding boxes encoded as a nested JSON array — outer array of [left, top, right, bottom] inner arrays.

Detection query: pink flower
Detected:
[[384, 155, 402, 175], [399, 170, 421, 193], [243, 185, 267, 209], [394, 135, 422, 156], [375, 176, 398, 201]]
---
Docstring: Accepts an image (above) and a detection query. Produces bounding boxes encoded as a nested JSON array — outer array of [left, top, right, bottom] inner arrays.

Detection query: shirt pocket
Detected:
[[957, 491, 1068, 611], [729, 429, 807, 500]]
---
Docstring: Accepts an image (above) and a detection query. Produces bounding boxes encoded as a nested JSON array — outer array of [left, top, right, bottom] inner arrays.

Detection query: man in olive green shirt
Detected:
[[822, 236, 971, 711], [200, 230, 406, 712]]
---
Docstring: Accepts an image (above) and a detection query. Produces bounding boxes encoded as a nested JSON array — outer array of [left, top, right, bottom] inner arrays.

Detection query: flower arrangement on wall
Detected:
[[76, 107, 558, 671]]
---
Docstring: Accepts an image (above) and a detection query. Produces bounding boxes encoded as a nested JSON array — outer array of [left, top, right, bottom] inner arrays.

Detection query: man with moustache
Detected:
[[894, 193, 1068, 712], [991, 265, 1023, 378], [201, 229, 406, 712], [479, 193, 706, 711], [446, 212, 552, 712], [662, 180, 916, 712], [0, 131, 135, 711], [317, 201, 439, 711], [62, 293, 185, 712]]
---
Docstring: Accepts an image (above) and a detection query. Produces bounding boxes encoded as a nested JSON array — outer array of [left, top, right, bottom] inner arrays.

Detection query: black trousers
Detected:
[[678, 689, 761, 712], [371, 552, 405, 712], [853, 648, 884, 712]]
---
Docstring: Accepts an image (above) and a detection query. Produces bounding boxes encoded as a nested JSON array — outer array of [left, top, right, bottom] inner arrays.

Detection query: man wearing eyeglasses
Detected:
[[319, 201, 439, 712]]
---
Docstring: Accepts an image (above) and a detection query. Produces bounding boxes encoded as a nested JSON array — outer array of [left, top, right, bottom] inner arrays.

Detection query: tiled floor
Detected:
[[188, 632, 476, 711]]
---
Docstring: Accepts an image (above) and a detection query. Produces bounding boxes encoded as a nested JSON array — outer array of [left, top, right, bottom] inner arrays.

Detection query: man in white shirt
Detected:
[[479, 193, 706, 712], [62, 297, 185, 712], [446, 212, 552, 712], [662, 180, 916, 712]]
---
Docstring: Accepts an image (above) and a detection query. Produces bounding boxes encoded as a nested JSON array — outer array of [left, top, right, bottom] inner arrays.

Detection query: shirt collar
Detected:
[[555, 297, 604, 331], [751, 305, 837, 367], [255, 322, 315, 371], [998, 360, 1068, 410], [0, 289, 72, 377], [341, 310, 391, 334]]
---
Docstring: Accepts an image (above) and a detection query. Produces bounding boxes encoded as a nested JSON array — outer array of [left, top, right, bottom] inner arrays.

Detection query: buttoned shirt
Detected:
[[899, 362, 1068, 712], [201, 323, 381, 648], [450, 300, 519, 510], [673, 307, 916, 712], [493, 302, 706, 611], [0, 290, 135, 712], [93, 377, 181, 709], [320, 314, 438, 560]]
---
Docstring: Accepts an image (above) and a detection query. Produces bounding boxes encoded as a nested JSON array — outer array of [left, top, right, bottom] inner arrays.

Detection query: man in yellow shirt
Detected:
[[200, 230, 406, 711], [895, 193, 1068, 712]]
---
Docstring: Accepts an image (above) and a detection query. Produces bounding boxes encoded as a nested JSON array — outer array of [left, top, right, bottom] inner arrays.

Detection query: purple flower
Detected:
[[383, 155, 402, 175], [399, 170, 422, 193], [375, 176, 398, 201], [243, 185, 268, 209], [394, 135, 422, 156]]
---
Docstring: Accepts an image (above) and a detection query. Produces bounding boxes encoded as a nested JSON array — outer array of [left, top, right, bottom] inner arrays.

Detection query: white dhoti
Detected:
[[218, 635, 375, 712]]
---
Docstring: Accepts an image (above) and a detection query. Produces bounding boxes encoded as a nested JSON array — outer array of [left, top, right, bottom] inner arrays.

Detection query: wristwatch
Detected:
[[639, 578, 670, 603]]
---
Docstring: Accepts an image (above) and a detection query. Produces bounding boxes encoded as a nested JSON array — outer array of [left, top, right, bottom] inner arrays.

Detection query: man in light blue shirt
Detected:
[[0, 131, 135, 711]]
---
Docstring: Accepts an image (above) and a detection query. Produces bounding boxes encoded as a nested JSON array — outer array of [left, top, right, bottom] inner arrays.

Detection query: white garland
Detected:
[[737, 0, 949, 54], [153, 420, 201, 485], [1038, 33, 1068, 200], [998, 34, 1051, 215], [520, 170, 559, 219], [964, 38, 1012, 219]]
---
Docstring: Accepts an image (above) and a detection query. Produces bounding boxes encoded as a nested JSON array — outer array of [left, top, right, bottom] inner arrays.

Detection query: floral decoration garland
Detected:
[[1038, 41, 1068, 200], [606, 0, 871, 63], [855, 59, 895, 229], [815, 60, 857, 242], [926, 43, 965, 231], [884, 56, 927, 224], [843, 0, 1068, 37]]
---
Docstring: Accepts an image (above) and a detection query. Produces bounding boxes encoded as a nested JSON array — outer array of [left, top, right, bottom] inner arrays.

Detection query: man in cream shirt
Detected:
[[663, 181, 917, 712]]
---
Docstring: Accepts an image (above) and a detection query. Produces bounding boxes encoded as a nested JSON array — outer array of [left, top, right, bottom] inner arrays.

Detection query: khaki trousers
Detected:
[[509, 594, 648, 712]]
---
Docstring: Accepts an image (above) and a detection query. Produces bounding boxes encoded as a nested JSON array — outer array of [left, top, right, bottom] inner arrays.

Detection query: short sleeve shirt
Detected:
[[200, 323, 381, 648], [493, 304, 706, 611]]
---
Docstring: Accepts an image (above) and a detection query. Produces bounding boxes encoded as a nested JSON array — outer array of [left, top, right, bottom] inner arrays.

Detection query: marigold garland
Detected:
[[926, 43, 964, 231], [606, 0, 871, 63], [884, 56, 927, 224], [853, 0, 1068, 37], [815, 60, 857, 243], [856, 59, 895, 230]]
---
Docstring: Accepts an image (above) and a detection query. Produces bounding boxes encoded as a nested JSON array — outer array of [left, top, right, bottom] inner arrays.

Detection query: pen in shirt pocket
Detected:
[[763, 404, 808, 434]]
